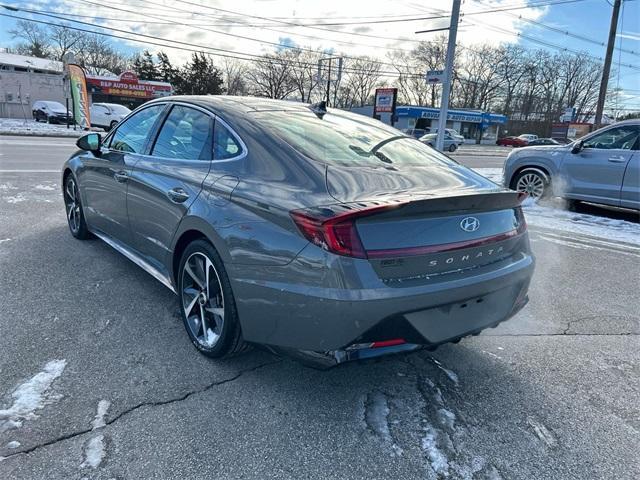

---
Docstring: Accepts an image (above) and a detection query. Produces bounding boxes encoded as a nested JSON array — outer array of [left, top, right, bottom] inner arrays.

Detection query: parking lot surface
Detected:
[[1, 137, 638, 479]]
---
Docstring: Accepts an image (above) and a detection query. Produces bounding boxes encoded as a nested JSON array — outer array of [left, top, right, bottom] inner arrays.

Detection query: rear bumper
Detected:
[[230, 251, 534, 352]]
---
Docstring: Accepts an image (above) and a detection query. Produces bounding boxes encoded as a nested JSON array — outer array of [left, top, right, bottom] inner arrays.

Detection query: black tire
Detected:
[[512, 169, 549, 200], [47, 116, 53, 124], [178, 240, 246, 358], [63, 174, 91, 239], [108, 120, 118, 132], [448, 143, 457, 152]]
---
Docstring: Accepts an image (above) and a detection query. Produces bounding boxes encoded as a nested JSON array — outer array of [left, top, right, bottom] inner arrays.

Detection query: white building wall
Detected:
[[0, 70, 65, 119]]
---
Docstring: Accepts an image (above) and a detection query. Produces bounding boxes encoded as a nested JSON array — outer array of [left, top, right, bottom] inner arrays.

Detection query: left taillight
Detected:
[[290, 205, 395, 259]]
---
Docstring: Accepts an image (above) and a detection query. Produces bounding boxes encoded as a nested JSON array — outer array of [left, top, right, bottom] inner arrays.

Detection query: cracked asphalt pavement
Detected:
[[1, 136, 638, 479]]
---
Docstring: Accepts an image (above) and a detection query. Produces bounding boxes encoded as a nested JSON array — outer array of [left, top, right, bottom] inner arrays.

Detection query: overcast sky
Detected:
[[1, 0, 638, 108]]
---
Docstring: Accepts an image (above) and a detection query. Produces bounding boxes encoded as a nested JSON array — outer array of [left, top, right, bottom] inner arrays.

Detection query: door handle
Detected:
[[608, 155, 627, 163], [167, 187, 190, 203], [113, 171, 128, 183]]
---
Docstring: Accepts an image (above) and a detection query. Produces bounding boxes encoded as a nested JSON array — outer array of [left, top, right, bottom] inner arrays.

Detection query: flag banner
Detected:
[[67, 64, 91, 129]]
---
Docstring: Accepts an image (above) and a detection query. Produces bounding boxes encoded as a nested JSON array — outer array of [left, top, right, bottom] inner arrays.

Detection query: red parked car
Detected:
[[496, 136, 528, 147]]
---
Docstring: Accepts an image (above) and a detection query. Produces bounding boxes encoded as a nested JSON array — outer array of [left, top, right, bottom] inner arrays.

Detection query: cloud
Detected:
[[27, 0, 548, 67]]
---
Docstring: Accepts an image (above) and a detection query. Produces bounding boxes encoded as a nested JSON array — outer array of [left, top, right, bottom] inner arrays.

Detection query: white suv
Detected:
[[90, 103, 131, 131]]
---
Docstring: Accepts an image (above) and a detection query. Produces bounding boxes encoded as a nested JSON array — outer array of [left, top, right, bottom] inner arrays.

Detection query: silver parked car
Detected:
[[63, 96, 534, 364], [419, 132, 461, 152], [504, 120, 639, 210]]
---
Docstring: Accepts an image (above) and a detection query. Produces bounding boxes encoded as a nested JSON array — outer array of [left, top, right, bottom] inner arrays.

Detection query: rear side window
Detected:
[[152, 105, 214, 161], [255, 111, 454, 168], [213, 121, 243, 160], [109, 105, 164, 153]]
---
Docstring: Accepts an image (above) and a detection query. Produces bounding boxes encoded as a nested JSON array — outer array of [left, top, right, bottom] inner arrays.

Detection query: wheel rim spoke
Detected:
[[184, 263, 204, 290], [181, 252, 225, 349], [183, 287, 200, 317]]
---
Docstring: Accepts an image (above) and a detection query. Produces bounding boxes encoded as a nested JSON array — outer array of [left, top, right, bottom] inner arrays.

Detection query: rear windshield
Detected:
[[254, 110, 456, 168]]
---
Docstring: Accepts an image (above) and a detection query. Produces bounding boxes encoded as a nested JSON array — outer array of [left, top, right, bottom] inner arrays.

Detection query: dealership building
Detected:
[[0, 52, 172, 119], [350, 105, 508, 144]]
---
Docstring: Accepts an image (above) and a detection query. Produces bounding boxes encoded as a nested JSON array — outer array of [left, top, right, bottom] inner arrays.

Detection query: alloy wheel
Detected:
[[515, 172, 545, 199], [181, 252, 225, 348], [64, 177, 81, 233]]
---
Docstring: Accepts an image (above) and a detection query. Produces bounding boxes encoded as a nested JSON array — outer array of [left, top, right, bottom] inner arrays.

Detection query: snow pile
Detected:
[[364, 392, 403, 457], [523, 203, 640, 245], [80, 399, 111, 470], [80, 435, 105, 469], [473, 167, 640, 245], [0, 359, 67, 433], [0, 118, 82, 137], [91, 400, 111, 430]]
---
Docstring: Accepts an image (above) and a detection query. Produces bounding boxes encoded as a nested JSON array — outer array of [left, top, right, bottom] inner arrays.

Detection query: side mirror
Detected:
[[77, 132, 101, 153], [571, 140, 583, 154]]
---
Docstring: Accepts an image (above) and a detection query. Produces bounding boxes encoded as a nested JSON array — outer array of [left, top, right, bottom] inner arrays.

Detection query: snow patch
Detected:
[[527, 417, 557, 448], [422, 426, 449, 476], [0, 239, 11, 244], [472, 167, 640, 246], [4, 194, 26, 204], [364, 392, 403, 456], [0, 359, 67, 433], [91, 400, 110, 430], [80, 434, 105, 469], [5, 441, 20, 449], [437, 408, 456, 431], [0, 118, 82, 137], [34, 184, 56, 191]]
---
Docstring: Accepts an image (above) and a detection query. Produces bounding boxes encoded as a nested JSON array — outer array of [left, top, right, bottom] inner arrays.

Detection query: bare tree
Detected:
[[289, 49, 323, 103], [9, 20, 51, 58], [221, 58, 250, 96], [246, 52, 296, 99], [341, 56, 383, 107], [48, 26, 84, 62], [75, 34, 128, 75]]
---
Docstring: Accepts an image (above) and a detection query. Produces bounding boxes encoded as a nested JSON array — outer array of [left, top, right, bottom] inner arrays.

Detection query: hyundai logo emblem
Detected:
[[460, 217, 480, 232]]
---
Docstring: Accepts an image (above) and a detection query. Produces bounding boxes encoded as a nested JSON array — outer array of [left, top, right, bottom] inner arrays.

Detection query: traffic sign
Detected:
[[426, 70, 445, 84]]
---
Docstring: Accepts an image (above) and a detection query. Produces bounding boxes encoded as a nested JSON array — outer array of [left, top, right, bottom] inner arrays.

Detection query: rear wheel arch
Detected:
[[172, 229, 208, 286]]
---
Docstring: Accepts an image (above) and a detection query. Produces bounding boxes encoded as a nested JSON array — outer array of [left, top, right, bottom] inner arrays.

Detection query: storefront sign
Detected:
[[374, 88, 397, 114], [85, 71, 172, 99]]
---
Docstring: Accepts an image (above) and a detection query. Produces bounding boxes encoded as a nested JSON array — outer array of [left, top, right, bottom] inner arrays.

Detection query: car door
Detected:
[[91, 105, 109, 128], [126, 104, 215, 266], [620, 151, 639, 210], [559, 124, 639, 206], [79, 104, 166, 244]]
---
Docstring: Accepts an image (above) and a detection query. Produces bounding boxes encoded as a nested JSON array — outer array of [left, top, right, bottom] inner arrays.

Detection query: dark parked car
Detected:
[[526, 138, 560, 146], [32, 100, 72, 124], [63, 96, 534, 364], [504, 120, 639, 208], [497, 136, 528, 147]]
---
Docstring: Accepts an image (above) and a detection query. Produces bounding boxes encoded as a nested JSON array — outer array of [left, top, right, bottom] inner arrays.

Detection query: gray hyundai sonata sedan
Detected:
[[62, 96, 534, 364]]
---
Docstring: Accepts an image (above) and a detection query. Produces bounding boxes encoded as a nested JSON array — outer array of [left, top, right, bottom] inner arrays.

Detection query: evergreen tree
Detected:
[[176, 52, 224, 95], [131, 50, 158, 80]]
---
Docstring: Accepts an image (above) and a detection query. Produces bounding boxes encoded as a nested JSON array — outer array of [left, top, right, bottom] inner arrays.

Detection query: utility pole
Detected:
[[435, 0, 461, 152], [325, 59, 332, 107], [594, 0, 621, 128]]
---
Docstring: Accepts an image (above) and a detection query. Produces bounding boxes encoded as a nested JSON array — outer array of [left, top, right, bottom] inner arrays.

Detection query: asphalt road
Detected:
[[1, 136, 638, 480]]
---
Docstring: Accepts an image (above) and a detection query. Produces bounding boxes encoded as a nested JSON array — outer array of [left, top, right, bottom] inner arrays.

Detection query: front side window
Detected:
[[583, 125, 639, 150], [256, 111, 455, 168], [213, 121, 243, 160], [109, 105, 164, 153], [152, 105, 214, 160]]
